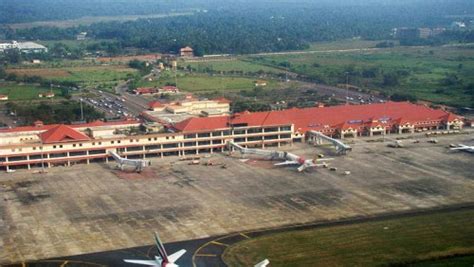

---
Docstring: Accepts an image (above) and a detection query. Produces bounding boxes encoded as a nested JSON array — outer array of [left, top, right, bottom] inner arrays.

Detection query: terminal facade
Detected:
[[0, 102, 465, 171]]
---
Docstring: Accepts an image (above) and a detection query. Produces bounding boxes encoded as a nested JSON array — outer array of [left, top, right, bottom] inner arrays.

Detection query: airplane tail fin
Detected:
[[154, 232, 169, 263]]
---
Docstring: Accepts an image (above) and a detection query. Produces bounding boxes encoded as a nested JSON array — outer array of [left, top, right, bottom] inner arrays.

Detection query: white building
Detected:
[[0, 41, 48, 53]]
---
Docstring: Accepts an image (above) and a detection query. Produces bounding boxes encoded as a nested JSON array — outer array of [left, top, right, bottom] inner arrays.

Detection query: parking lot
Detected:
[[1, 132, 473, 264]]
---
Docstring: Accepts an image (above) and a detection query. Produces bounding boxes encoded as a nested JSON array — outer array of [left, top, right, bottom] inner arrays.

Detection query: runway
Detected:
[[3, 203, 474, 267]]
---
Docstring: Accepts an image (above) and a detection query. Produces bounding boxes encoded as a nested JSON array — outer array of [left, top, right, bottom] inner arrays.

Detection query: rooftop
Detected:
[[0, 119, 140, 134], [39, 125, 90, 144], [171, 102, 461, 133]]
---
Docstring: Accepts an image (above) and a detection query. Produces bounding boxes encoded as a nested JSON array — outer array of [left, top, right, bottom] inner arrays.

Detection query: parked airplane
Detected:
[[450, 144, 474, 153], [228, 141, 332, 172], [124, 232, 186, 267], [109, 151, 151, 172]]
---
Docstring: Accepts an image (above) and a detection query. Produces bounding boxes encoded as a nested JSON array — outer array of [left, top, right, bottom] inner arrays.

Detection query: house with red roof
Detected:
[[134, 87, 158, 95], [148, 101, 166, 111], [159, 86, 179, 94], [0, 94, 8, 101], [180, 46, 194, 57]]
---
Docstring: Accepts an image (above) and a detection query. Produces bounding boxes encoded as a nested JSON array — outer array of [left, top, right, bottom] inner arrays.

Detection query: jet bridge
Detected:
[[227, 141, 289, 161], [307, 130, 351, 154], [109, 151, 151, 173]]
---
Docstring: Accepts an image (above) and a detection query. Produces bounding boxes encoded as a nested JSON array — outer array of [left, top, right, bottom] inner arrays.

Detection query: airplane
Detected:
[[450, 144, 474, 153], [228, 141, 333, 172], [254, 259, 270, 267], [273, 153, 333, 172], [124, 232, 186, 267]]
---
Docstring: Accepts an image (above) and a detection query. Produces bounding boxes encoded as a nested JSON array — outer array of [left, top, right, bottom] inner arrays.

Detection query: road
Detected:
[[197, 47, 383, 59], [300, 82, 385, 104]]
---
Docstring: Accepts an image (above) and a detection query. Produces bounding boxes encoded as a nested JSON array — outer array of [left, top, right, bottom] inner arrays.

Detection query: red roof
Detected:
[[134, 87, 157, 94], [0, 120, 140, 134], [444, 113, 460, 122], [39, 125, 90, 144], [148, 101, 165, 109], [172, 102, 459, 133], [173, 116, 229, 132], [214, 97, 231, 104], [180, 46, 193, 52], [161, 86, 179, 91]]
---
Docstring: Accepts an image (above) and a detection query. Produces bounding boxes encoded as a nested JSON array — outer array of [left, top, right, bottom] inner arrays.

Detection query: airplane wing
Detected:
[[274, 160, 298, 166], [168, 249, 186, 263], [254, 259, 270, 267], [450, 146, 468, 150], [123, 259, 159, 266]]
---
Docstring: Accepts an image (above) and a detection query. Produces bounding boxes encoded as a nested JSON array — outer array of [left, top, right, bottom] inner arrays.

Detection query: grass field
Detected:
[[223, 209, 474, 267], [7, 65, 137, 91], [247, 45, 474, 107], [137, 71, 287, 93], [0, 83, 62, 101], [410, 255, 474, 266], [185, 59, 287, 74], [305, 39, 383, 51]]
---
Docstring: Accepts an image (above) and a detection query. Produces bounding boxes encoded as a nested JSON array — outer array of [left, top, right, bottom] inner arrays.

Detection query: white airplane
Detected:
[[254, 259, 270, 267], [228, 141, 332, 172], [124, 232, 186, 267], [274, 153, 333, 172], [450, 144, 474, 153]]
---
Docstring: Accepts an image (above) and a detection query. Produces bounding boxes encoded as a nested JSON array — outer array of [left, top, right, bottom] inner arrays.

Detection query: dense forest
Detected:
[[0, 0, 198, 24], [1, 0, 474, 55]]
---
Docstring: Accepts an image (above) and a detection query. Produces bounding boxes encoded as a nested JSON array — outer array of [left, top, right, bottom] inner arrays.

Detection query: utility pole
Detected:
[[80, 98, 84, 121], [345, 72, 349, 105]]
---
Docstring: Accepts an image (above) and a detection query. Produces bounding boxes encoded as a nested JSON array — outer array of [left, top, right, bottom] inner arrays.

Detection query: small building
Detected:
[[0, 41, 18, 53], [180, 46, 194, 57], [418, 28, 432, 39], [134, 87, 158, 95], [148, 101, 166, 112], [38, 92, 55, 98], [0, 95, 8, 101], [255, 80, 267, 87], [76, 32, 87, 41], [31, 59, 41, 64], [159, 86, 180, 94]]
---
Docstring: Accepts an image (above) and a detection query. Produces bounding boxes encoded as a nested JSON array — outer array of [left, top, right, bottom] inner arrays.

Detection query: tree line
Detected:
[[2, 1, 473, 55]]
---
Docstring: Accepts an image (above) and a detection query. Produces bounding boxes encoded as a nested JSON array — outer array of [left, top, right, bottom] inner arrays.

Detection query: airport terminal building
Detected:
[[0, 102, 464, 171]]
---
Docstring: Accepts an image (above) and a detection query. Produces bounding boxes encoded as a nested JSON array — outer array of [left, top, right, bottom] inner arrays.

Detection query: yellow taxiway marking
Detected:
[[210, 241, 229, 247], [60, 260, 69, 267], [240, 232, 251, 239], [195, 254, 217, 257]]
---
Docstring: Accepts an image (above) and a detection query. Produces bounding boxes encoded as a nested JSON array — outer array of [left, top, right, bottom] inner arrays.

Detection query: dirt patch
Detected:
[[386, 178, 449, 197], [244, 159, 277, 169], [111, 168, 157, 180], [1, 180, 50, 205], [6, 68, 70, 78], [97, 54, 161, 63]]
